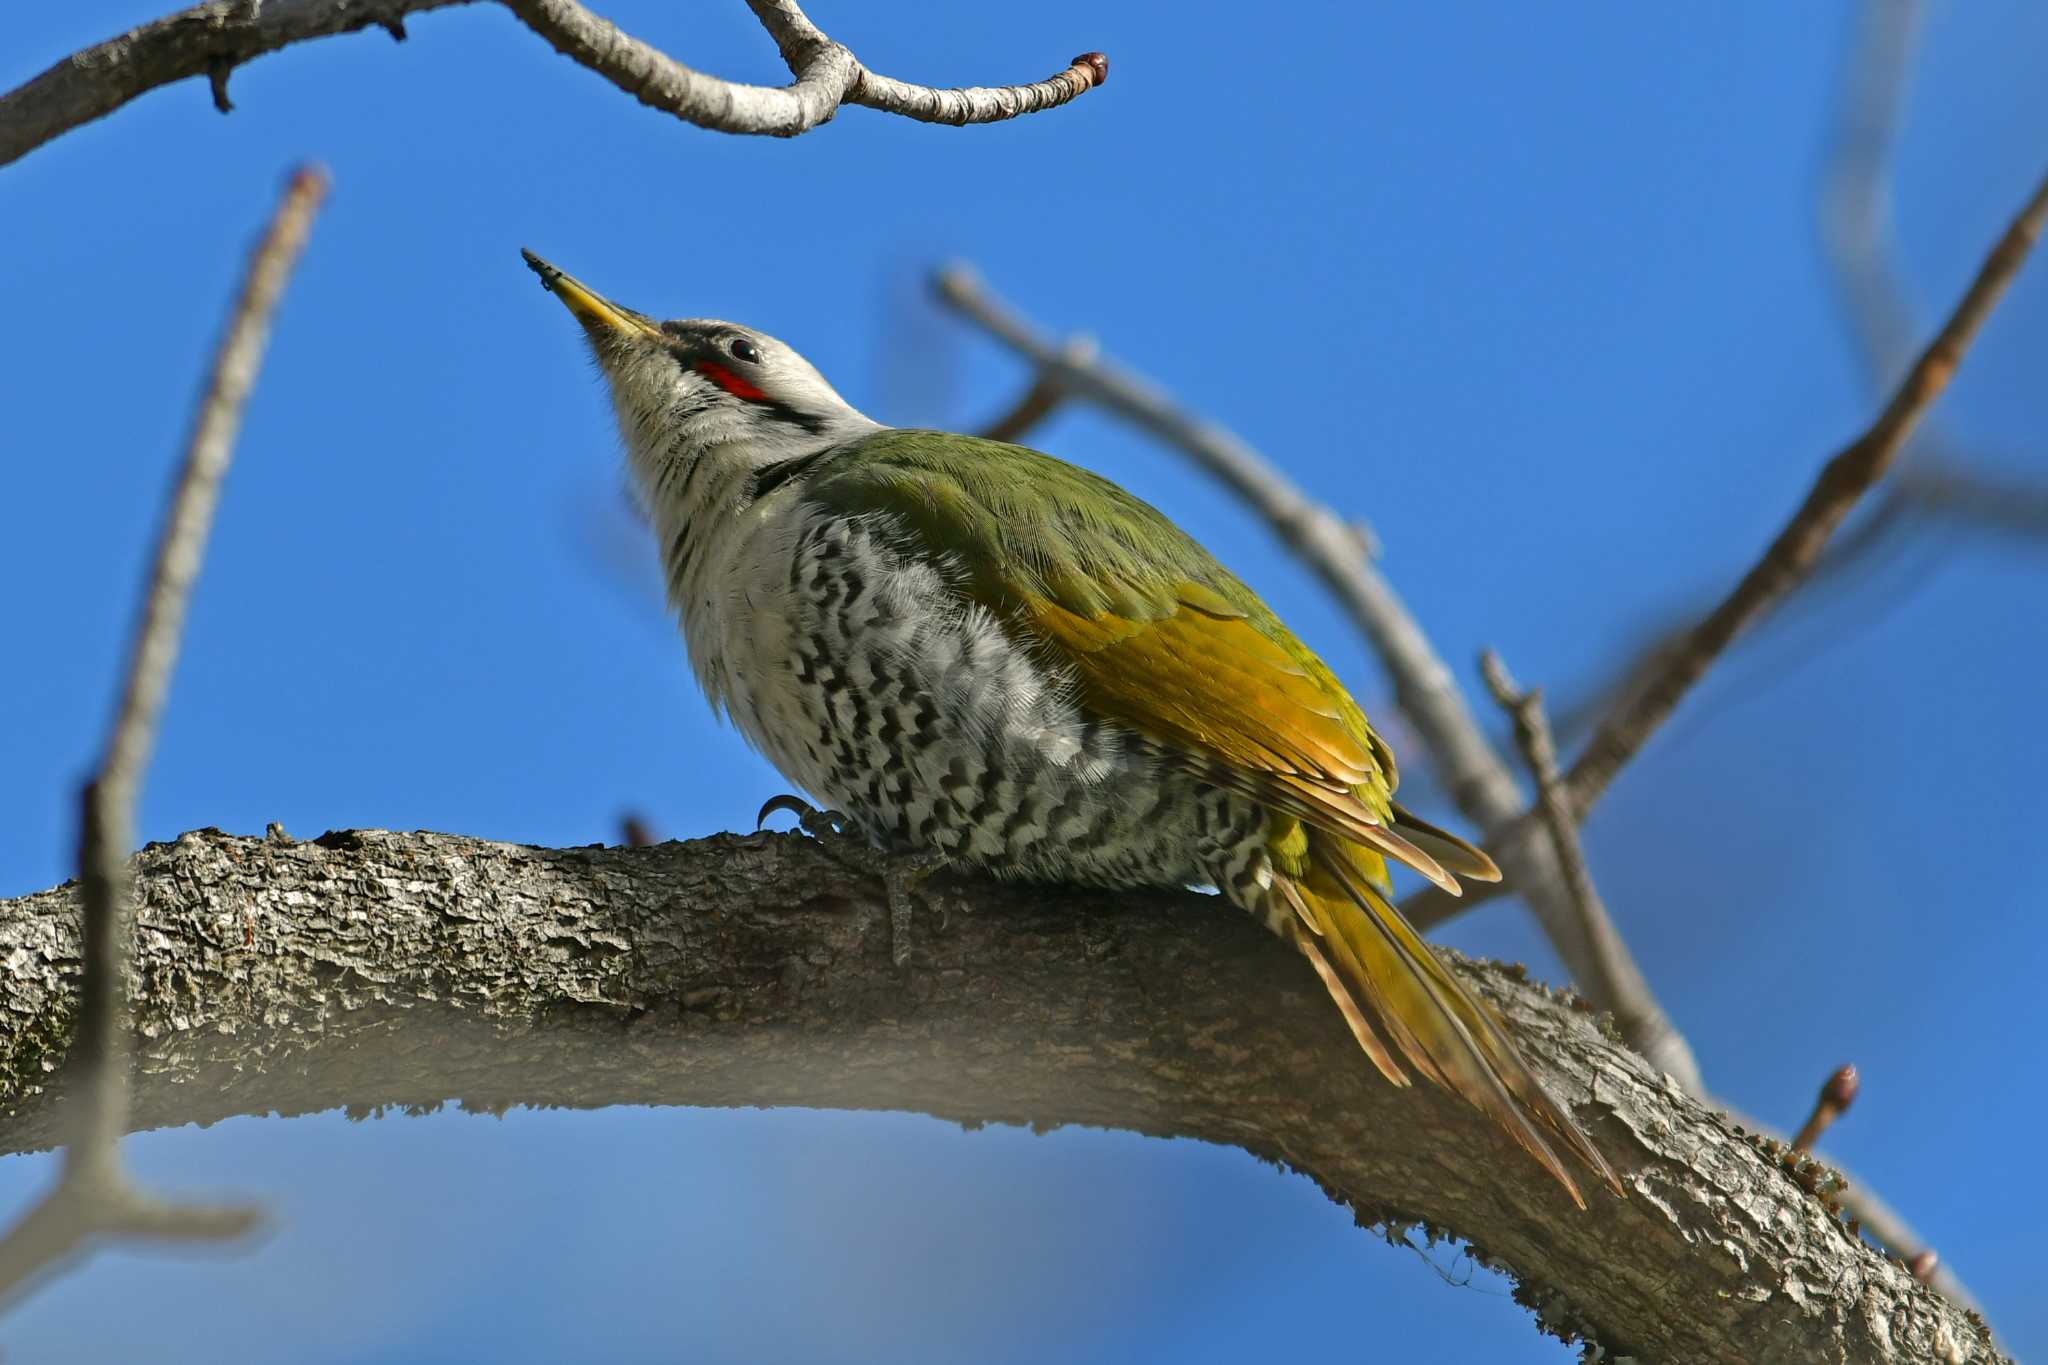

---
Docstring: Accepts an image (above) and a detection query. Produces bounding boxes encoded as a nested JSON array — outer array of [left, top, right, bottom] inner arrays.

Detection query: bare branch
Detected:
[[0, 0, 1107, 167], [743, 0, 1107, 128], [1479, 653, 1698, 1090], [1423, 165, 2048, 933], [0, 164, 328, 1310], [0, 828, 2005, 1364], [505, 0, 854, 135], [930, 264, 1640, 1023], [1562, 168, 2047, 813]]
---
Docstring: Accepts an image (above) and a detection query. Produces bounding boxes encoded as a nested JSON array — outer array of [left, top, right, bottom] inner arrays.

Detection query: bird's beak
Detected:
[[521, 249, 661, 340]]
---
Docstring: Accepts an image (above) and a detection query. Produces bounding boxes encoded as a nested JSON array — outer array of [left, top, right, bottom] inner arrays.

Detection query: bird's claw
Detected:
[[755, 793, 850, 840], [756, 792, 949, 968]]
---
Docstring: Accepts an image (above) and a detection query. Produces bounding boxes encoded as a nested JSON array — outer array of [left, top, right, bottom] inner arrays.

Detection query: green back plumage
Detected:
[[799, 430, 1426, 849], [806, 429, 1255, 621]]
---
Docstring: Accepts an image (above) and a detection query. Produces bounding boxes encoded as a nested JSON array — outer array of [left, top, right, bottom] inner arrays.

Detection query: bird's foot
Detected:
[[879, 848, 954, 969], [756, 792, 854, 842], [756, 793, 949, 968]]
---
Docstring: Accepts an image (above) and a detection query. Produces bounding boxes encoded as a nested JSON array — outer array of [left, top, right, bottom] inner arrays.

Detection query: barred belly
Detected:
[[708, 515, 1274, 904]]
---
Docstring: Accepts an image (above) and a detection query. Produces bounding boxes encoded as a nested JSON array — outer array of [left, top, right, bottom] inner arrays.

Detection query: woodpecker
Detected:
[[522, 250, 1619, 1205]]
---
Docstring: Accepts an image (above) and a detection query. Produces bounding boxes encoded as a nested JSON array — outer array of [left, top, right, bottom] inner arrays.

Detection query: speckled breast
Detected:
[[710, 514, 1272, 900]]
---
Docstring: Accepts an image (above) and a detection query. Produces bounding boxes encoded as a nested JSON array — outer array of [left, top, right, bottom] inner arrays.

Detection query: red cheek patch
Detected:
[[695, 361, 769, 402]]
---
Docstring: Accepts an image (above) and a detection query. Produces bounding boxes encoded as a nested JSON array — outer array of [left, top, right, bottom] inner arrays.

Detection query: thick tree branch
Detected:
[[0, 827, 2003, 1364], [0, 166, 328, 1307], [0, 0, 1107, 167]]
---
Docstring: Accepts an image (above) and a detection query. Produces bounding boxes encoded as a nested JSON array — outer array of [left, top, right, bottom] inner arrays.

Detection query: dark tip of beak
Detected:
[[521, 247, 560, 292]]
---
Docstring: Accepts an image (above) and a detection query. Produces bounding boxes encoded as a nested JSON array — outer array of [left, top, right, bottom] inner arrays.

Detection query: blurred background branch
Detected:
[[0, 166, 328, 1309], [1557, 163, 2047, 813], [1541, 0, 2048, 759], [1407, 87, 2048, 927]]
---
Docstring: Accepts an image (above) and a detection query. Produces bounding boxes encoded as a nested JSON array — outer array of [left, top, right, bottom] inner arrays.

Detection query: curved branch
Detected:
[[505, 0, 856, 136], [0, 0, 1107, 167], [0, 827, 1999, 1363]]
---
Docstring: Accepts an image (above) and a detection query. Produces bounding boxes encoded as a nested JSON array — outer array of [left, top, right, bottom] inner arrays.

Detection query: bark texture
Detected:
[[0, 827, 2000, 1363]]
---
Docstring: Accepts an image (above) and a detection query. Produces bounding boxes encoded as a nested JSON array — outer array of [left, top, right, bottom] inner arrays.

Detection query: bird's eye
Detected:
[[728, 337, 761, 365]]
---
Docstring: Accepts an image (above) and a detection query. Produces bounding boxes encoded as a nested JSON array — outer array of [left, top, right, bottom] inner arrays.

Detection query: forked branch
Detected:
[[0, 0, 1107, 167]]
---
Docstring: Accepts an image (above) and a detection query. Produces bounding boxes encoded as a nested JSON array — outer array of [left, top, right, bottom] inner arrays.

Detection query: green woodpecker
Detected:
[[523, 250, 1620, 1205]]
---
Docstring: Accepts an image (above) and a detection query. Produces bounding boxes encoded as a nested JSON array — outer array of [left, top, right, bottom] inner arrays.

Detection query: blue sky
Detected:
[[3, 2, 2045, 1359]]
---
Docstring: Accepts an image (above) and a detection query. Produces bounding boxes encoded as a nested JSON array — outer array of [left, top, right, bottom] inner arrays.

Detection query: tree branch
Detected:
[[0, 165, 328, 1308], [1479, 654, 1695, 1088], [0, 827, 2002, 1364], [0, 0, 1107, 167], [1408, 162, 2048, 933], [1561, 166, 2048, 814]]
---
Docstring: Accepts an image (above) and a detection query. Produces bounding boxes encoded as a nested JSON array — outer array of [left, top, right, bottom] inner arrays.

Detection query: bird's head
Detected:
[[522, 249, 878, 487]]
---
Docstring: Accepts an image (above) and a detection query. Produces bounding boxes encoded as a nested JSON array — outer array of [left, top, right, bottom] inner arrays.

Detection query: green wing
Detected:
[[803, 429, 1482, 889]]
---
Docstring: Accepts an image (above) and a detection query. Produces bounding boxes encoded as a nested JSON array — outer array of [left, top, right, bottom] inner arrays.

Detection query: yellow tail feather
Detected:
[[1389, 801, 1503, 883], [1283, 832, 1621, 1207]]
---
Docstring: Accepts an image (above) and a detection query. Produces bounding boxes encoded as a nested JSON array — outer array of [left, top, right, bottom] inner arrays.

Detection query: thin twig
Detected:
[[0, 164, 328, 1309], [1563, 167, 2048, 814], [1479, 653, 1698, 1087], [1576, 0, 2039, 734], [1499, 0, 2035, 799], [1418, 164, 2048, 929], [1790, 1064, 1859, 1153], [0, 0, 1107, 167], [930, 264, 1671, 1066]]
